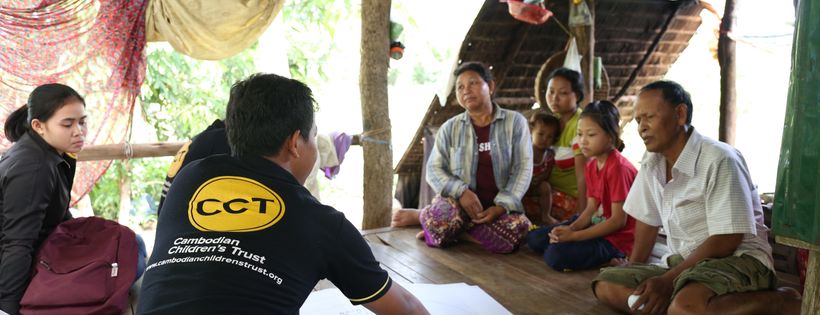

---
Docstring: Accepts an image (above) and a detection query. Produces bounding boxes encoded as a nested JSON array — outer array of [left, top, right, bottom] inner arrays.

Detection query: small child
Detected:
[[525, 111, 561, 225], [526, 100, 637, 271]]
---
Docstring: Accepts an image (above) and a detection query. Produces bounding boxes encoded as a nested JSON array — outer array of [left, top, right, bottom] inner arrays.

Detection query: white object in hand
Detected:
[[628, 294, 645, 311]]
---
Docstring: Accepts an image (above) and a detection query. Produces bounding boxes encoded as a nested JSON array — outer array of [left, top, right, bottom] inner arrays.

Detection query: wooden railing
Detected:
[[1, 135, 361, 161], [0, 142, 186, 161]]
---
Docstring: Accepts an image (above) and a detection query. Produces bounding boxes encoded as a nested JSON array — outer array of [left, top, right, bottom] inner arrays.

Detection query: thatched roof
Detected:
[[395, 0, 704, 175]]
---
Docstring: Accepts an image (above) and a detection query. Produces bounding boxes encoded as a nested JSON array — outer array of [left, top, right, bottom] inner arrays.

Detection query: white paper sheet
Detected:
[[300, 283, 511, 315]]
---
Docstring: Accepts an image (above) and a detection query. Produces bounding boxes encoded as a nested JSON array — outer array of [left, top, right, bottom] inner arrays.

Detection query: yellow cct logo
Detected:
[[167, 141, 192, 178], [188, 176, 285, 232]]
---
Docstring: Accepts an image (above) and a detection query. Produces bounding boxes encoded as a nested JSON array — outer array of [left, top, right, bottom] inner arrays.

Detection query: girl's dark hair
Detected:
[[529, 110, 561, 143], [580, 100, 625, 152], [4, 83, 85, 142], [548, 67, 585, 105]]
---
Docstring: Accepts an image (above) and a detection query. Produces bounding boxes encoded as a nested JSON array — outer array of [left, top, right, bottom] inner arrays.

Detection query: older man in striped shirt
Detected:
[[592, 81, 801, 315]]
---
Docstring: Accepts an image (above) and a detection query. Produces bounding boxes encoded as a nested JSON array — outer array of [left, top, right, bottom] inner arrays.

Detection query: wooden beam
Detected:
[[495, 97, 536, 106], [494, 23, 531, 90], [394, 95, 441, 174], [0, 142, 186, 161], [359, 0, 392, 229], [718, 0, 737, 145], [611, 2, 682, 102], [77, 142, 185, 161]]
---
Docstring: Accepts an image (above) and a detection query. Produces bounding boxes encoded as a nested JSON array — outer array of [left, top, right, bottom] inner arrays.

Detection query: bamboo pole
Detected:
[[2, 139, 361, 161], [76, 142, 185, 161], [0, 142, 186, 161]]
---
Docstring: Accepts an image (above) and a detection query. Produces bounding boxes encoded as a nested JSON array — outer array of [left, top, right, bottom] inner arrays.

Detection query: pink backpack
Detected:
[[19, 216, 138, 315]]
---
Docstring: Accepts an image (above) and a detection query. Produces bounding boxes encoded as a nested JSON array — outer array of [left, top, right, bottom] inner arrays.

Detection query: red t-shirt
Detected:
[[473, 124, 498, 209], [532, 149, 555, 178], [585, 149, 638, 255]]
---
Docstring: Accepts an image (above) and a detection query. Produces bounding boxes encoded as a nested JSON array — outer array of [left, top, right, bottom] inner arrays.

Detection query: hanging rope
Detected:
[[551, 16, 572, 37], [360, 127, 391, 146]]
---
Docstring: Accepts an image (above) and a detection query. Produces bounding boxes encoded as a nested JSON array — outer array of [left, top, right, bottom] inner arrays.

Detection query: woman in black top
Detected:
[[0, 83, 87, 315]]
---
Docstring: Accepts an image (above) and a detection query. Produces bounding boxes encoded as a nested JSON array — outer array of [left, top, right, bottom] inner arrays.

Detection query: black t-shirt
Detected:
[[158, 119, 231, 213], [137, 155, 391, 314]]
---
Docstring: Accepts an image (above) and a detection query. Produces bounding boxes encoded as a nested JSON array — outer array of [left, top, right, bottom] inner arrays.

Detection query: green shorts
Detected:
[[592, 254, 775, 297]]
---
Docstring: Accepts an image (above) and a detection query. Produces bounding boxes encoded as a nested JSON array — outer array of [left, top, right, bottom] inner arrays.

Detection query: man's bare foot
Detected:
[[607, 257, 629, 267], [776, 286, 801, 299], [392, 209, 421, 227], [776, 287, 802, 315], [416, 231, 425, 240]]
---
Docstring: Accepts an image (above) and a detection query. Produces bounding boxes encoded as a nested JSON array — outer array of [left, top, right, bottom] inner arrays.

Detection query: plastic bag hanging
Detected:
[[569, 0, 593, 27], [563, 37, 583, 73], [507, 0, 553, 25]]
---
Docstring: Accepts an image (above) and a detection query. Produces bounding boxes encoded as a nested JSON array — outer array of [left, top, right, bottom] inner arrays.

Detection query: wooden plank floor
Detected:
[[317, 227, 620, 315]]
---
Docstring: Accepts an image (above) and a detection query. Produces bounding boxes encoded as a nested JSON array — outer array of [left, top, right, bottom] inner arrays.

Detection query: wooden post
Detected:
[[360, 0, 393, 229], [569, 0, 595, 106], [776, 237, 820, 314], [804, 249, 820, 313], [718, 0, 737, 145]]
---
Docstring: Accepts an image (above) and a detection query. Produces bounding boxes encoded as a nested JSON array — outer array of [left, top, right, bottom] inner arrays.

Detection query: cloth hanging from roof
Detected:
[[145, 0, 283, 60], [0, 0, 148, 204]]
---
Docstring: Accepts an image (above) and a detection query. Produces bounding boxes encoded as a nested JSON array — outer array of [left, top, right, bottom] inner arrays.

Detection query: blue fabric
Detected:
[[527, 215, 624, 271], [135, 233, 147, 280]]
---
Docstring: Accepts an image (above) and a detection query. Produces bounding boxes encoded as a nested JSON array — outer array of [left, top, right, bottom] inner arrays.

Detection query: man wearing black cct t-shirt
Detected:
[[137, 73, 428, 315], [157, 119, 229, 214]]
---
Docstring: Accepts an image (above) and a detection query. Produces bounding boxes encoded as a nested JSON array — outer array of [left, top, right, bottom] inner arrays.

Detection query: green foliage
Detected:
[[90, 46, 256, 221], [282, 0, 353, 87], [388, 68, 400, 86], [410, 46, 451, 85], [412, 63, 437, 84], [89, 162, 122, 220], [141, 46, 257, 141]]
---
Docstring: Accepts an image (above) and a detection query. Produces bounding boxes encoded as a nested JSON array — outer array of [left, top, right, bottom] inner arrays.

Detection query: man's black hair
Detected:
[[640, 80, 693, 125], [225, 73, 316, 157]]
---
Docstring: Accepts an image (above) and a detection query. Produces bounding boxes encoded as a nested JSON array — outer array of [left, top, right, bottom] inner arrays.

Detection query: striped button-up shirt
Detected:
[[426, 105, 533, 213], [625, 128, 773, 269]]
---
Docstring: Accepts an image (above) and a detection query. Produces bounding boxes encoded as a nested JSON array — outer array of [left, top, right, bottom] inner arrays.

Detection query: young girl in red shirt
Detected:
[[526, 100, 637, 271]]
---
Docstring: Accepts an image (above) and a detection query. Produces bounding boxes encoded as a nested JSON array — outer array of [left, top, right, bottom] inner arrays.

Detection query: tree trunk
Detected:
[[718, 0, 736, 145], [359, 0, 393, 229]]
